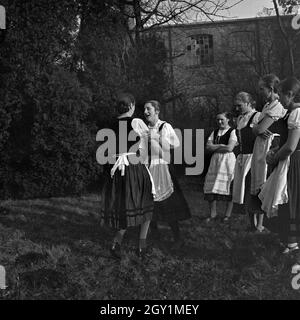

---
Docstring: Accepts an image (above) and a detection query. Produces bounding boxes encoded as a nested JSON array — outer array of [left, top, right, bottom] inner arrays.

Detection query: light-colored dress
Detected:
[[148, 119, 180, 202], [259, 108, 300, 217], [250, 100, 287, 195], [204, 128, 237, 196], [232, 111, 260, 204], [258, 156, 290, 217]]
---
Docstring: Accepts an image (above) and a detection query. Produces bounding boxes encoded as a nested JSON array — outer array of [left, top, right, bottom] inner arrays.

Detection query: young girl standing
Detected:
[[204, 112, 237, 221], [250, 74, 287, 233], [232, 92, 260, 230], [144, 100, 191, 248], [263, 77, 300, 256]]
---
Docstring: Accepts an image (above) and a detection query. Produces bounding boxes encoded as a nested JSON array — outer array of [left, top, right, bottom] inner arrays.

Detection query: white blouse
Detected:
[[288, 108, 300, 129], [258, 99, 286, 122], [148, 119, 180, 148]]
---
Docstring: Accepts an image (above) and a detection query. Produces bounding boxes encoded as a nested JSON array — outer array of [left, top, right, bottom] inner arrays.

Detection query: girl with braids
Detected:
[[261, 77, 300, 257], [250, 74, 287, 233], [232, 92, 260, 230]]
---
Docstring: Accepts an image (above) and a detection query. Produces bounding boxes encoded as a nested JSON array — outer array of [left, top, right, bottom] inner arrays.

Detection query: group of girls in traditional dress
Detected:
[[99, 74, 300, 270], [99, 94, 191, 259], [204, 74, 300, 270]]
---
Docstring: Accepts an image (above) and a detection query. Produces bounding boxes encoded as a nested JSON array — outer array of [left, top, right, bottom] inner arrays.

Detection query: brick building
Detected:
[[156, 15, 300, 129]]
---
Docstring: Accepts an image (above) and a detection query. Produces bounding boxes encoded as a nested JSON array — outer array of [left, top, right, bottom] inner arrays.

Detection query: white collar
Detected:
[[148, 119, 163, 129]]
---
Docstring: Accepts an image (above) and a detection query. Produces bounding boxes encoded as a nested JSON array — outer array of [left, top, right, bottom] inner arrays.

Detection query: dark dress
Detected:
[[153, 166, 191, 222], [100, 117, 154, 230], [277, 109, 300, 243]]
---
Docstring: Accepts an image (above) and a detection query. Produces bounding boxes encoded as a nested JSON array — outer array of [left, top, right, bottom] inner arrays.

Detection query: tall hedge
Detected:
[[0, 67, 100, 199], [0, 0, 169, 199]]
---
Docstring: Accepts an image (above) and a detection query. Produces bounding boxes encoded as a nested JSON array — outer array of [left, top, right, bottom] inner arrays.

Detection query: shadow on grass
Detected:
[[0, 198, 111, 250]]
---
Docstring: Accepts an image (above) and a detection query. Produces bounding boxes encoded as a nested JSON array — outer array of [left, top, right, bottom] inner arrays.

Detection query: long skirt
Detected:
[[251, 135, 272, 195], [287, 151, 300, 242], [100, 163, 154, 230], [232, 153, 252, 204], [258, 157, 289, 218], [152, 165, 191, 223], [203, 152, 236, 201]]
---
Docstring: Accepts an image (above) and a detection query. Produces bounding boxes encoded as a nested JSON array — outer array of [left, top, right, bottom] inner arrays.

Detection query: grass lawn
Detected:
[[0, 175, 299, 300]]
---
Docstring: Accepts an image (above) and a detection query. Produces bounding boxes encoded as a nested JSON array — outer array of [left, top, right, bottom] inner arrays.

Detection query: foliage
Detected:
[[0, 0, 169, 199], [0, 67, 99, 199], [278, 0, 300, 13]]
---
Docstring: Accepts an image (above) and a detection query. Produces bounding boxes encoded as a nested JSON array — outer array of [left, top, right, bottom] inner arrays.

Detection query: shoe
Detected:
[[205, 216, 217, 223], [282, 244, 299, 254], [110, 242, 121, 259], [255, 227, 270, 235], [222, 216, 231, 222], [135, 247, 147, 259], [292, 263, 300, 273]]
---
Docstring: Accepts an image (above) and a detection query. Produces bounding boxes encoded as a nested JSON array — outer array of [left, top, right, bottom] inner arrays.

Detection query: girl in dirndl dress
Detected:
[[232, 92, 260, 230], [98, 93, 155, 259], [144, 100, 191, 248], [204, 112, 237, 222], [250, 74, 287, 233], [261, 77, 300, 259]]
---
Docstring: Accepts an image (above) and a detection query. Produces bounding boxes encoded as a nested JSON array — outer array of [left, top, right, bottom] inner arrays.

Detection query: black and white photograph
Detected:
[[0, 0, 300, 303]]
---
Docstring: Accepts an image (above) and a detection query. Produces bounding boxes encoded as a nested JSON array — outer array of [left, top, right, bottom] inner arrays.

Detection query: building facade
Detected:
[[156, 16, 300, 129]]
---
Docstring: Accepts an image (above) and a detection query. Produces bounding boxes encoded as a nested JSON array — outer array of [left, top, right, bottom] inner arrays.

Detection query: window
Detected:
[[186, 34, 214, 67], [228, 31, 256, 62]]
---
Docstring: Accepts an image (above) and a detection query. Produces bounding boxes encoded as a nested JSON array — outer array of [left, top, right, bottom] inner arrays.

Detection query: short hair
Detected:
[[235, 91, 255, 107], [261, 74, 281, 93], [145, 100, 161, 112], [116, 93, 135, 114], [280, 76, 300, 96]]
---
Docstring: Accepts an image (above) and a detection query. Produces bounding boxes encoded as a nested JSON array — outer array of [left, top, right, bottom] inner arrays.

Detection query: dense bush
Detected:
[[0, 1, 169, 199], [0, 68, 100, 199]]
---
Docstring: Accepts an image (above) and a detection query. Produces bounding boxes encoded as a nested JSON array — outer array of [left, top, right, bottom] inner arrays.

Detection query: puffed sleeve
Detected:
[[264, 100, 287, 121], [288, 108, 300, 129], [251, 111, 261, 126], [131, 118, 149, 150], [161, 122, 180, 148], [131, 118, 148, 136], [207, 131, 214, 142], [229, 129, 238, 142]]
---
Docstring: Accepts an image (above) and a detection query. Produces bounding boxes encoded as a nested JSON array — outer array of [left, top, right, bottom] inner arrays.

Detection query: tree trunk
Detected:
[[132, 0, 142, 47], [273, 0, 295, 75]]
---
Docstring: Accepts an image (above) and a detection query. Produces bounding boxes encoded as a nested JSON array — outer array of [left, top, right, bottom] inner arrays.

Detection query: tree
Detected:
[[113, 0, 246, 44], [0, 0, 246, 198], [272, 0, 300, 75]]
